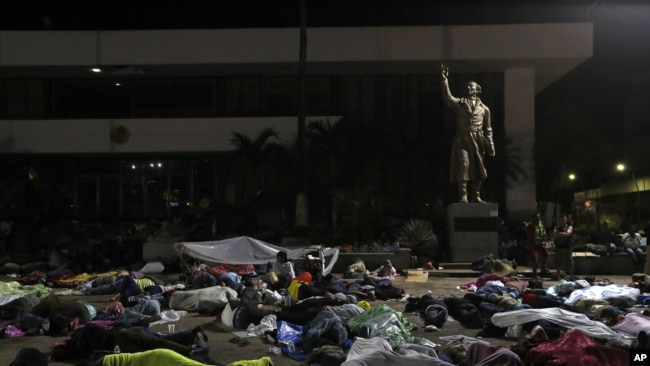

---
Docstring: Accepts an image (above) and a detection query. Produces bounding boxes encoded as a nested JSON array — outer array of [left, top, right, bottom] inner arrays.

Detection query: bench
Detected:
[[547, 251, 642, 275]]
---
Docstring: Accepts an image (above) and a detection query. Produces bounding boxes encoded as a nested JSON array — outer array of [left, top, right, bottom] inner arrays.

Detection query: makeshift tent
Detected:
[[174, 236, 340, 275]]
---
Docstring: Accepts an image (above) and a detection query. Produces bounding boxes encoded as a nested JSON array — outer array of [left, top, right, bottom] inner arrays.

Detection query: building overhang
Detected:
[[0, 23, 593, 94]]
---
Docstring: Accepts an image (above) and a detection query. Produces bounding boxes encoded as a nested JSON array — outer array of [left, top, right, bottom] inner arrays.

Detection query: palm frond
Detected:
[[395, 219, 438, 249]]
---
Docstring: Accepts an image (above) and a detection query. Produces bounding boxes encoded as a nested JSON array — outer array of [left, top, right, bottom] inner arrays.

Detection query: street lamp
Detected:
[[616, 163, 640, 224], [568, 172, 589, 228], [568, 172, 601, 231], [568, 173, 579, 227]]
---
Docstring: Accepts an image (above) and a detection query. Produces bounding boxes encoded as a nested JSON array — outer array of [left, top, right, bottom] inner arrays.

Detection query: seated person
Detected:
[[371, 259, 397, 278], [269, 251, 295, 290], [344, 259, 366, 278], [622, 225, 645, 265]]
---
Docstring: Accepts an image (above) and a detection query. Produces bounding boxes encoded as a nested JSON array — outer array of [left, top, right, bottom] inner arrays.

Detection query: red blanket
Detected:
[[525, 328, 628, 366]]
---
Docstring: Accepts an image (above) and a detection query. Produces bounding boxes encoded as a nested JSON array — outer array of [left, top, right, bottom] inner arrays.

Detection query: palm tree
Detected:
[[230, 127, 284, 205], [295, 0, 309, 227], [501, 136, 528, 186], [304, 117, 345, 232]]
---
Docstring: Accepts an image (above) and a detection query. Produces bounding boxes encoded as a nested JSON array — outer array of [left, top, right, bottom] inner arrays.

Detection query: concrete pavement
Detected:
[[0, 269, 637, 365]]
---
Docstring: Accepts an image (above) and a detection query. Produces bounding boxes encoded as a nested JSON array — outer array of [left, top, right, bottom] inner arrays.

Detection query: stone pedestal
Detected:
[[448, 203, 499, 262]]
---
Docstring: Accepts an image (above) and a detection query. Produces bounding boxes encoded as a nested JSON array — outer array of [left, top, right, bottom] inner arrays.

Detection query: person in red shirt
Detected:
[[526, 213, 549, 279]]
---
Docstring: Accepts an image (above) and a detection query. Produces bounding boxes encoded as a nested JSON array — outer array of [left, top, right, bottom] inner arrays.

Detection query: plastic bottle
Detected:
[[268, 346, 281, 355], [113, 345, 121, 354], [287, 341, 296, 353]]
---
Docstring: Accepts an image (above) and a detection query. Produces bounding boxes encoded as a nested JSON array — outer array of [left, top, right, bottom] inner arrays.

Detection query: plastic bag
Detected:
[[276, 320, 307, 361]]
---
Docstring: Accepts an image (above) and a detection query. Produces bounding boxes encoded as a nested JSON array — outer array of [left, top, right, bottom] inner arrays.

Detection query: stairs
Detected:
[[405, 263, 541, 279]]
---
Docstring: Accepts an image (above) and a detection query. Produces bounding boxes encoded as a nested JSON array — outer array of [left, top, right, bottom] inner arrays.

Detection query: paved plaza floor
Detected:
[[0, 269, 636, 365]]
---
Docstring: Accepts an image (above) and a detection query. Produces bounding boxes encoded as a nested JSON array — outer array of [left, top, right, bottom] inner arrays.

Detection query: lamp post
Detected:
[[616, 163, 640, 225], [568, 173, 585, 229]]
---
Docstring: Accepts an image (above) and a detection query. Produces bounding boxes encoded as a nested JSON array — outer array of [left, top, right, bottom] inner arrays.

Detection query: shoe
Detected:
[[228, 336, 249, 347], [348, 291, 368, 300], [193, 327, 208, 344], [190, 341, 210, 356], [367, 291, 376, 301], [134, 315, 153, 327], [637, 331, 649, 350], [265, 332, 276, 344], [529, 325, 549, 342]]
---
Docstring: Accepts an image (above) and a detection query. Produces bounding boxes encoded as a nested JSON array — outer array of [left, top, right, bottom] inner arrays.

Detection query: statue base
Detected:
[[447, 203, 499, 263]]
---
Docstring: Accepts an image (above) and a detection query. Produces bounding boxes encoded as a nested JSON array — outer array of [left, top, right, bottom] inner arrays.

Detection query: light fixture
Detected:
[[568, 173, 576, 181], [115, 82, 121, 87], [91, 68, 102, 73], [616, 163, 625, 172]]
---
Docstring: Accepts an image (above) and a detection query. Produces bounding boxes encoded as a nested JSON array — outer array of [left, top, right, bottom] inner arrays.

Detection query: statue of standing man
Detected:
[[441, 64, 495, 203]]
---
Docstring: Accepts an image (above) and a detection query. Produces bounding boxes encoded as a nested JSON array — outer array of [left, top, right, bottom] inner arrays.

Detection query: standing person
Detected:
[[621, 224, 645, 267], [498, 218, 510, 259], [553, 215, 574, 280], [441, 63, 495, 203], [526, 213, 549, 279], [643, 220, 650, 274]]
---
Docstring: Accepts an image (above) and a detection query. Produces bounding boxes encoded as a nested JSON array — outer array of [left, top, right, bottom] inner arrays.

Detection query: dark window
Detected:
[[5, 80, 47, 118], [263, 77, 296, 115], [224, 77, 261, 115], [305, 76, 331, 114]]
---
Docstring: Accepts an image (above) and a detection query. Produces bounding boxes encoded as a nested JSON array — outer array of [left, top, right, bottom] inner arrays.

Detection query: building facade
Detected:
[[0, 21, 593, 221]]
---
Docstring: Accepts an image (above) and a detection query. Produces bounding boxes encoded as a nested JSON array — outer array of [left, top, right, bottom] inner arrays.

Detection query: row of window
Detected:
[[0, 75, 447, 120], [1, 157, 233, 220]]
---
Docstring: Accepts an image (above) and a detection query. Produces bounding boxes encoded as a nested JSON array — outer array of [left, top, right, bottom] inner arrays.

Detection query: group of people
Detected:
[[525, 213, 575, 280], [1, 269, 221, 365], [524, 212, 650, 279], [269, 251, 397, 305]]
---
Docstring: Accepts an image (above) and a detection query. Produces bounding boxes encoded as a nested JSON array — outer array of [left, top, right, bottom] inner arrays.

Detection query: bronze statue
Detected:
[[441, 63, 495, 203]]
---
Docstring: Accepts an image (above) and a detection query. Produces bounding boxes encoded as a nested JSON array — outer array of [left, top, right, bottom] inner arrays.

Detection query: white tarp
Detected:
[[169, 286, 237, 313], [174, 236, 339, 275]]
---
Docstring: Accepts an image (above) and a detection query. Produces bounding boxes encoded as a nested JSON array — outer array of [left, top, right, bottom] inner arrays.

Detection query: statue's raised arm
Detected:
[[441, 63, 449, 81], [440, 63, 457, 105]]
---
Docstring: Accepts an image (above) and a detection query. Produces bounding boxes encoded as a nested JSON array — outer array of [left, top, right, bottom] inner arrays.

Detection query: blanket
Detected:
[[525, 328, 628, 366], [169, 286, 237, 313], [0, 281, 50, 306], [564, 284, 640, 306]]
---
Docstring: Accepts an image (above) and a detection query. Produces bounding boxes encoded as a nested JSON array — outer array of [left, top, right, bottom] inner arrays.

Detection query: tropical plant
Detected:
[[394, 218, 440, 261], [334, 187, 387, 245], [394, 219, 439, 249], [230, 127, 286, 204], [501, 136, 528, 185]]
